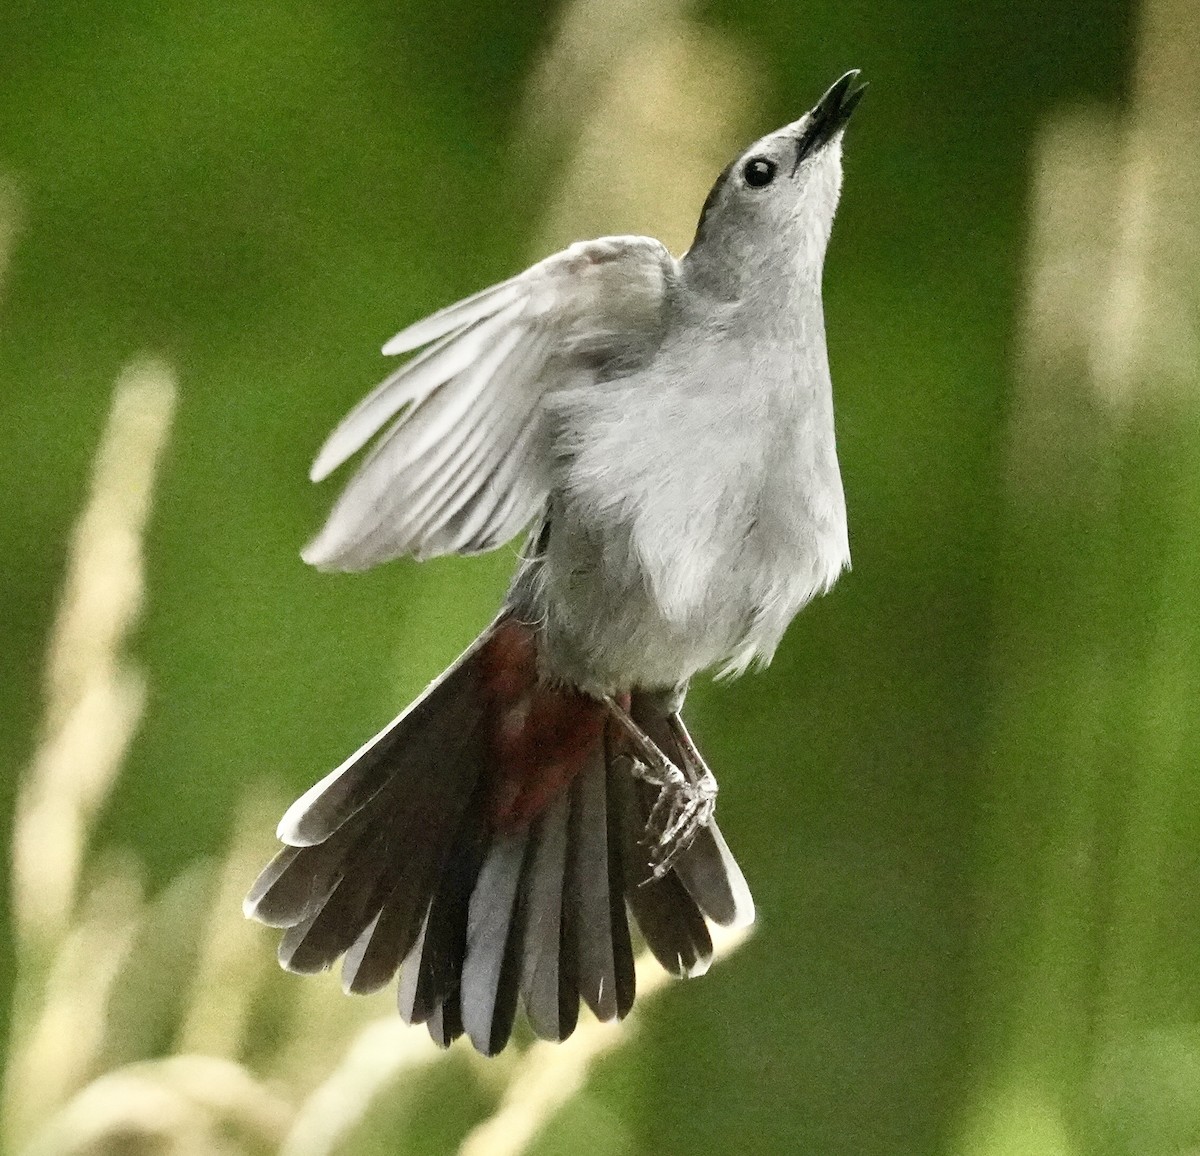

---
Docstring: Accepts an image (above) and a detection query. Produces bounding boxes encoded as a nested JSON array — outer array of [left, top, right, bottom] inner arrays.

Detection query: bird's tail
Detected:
[[245, 614, 753, 1055]]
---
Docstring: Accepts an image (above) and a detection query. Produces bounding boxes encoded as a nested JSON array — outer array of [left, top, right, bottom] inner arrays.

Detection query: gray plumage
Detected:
[[461, 829, 530, 1054], [302, 76, 859, 692], [247, 72, 862, 1055]]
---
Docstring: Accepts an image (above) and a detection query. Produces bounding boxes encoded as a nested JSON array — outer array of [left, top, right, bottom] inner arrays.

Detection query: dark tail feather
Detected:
[[247, 625, 754, 1056], [571, 738, 635, 1021], [396, 785, 489, 1032], [518, 789, 579, 1041], [460, 829, 531, 1054], [274, 628, 495, 849], [276, 823, 394, 973], [247, 627, 494, 1008], [611, 759, 714, 978]]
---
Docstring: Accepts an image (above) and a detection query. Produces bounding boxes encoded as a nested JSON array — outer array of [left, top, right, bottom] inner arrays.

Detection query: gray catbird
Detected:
[[246, 70, 863, 1056]]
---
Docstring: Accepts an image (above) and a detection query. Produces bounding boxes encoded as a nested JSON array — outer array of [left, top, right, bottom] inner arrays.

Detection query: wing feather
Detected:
[[381, 279, 524, 356], [312, 306, 517, 483], [305, 237, 675, 571], [447, 412, 546, 555], [411, 343, 550, 557], [395, 332, 549, 553]]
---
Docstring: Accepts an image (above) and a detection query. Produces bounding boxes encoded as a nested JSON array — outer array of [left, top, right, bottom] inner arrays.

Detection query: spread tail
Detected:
[[245, 616, 753, 1056]]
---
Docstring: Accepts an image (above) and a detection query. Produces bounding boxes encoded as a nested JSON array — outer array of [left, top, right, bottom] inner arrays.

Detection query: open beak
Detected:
[[792, 70, 866, 174]]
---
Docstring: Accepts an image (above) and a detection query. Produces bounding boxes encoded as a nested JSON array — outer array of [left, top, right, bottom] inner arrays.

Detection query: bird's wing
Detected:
[[301, 236, 676, 571]]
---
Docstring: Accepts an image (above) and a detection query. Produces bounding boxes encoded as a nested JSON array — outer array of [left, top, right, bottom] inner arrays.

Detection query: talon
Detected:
[[601, 695, 720, 880], [646, 768, 686, 832], [640, 766, 717, 875], [659, 798, 701, 848]]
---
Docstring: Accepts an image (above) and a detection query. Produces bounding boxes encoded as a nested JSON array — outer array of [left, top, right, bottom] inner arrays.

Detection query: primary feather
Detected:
[[302, 237, 675, 572]]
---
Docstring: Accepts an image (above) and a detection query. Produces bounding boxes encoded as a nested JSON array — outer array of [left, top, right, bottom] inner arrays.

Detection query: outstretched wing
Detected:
[[302, 236, 676, 572]]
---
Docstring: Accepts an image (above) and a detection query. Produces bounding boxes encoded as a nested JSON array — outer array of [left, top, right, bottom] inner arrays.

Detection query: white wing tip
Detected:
[[309, 448, 336, 483], [381, 332, 411, 356], [299, 524, 372, 572], [299, 534, 333, 570]]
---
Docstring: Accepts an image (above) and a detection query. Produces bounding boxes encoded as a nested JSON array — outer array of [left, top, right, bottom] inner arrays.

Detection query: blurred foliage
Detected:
[[4, 0, 1200, 1153]]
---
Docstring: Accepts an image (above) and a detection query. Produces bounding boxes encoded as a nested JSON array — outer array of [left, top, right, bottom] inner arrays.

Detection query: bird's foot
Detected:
[[601, 693, 719, 879], [634, 757, 718, 878]]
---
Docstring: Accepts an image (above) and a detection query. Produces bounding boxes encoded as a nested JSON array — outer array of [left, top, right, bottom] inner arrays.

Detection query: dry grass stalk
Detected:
[[5, 862, 145, 1151], [22, 1056, 292, 1156], [0, 174, 21, 306], [277, 1019, 446, 1156], [176, 791, 286, 1061], [4, 359, 177, 1152], [958, 0, 1200, 1151], [531, 9, 757, 257], [11, 358, 177, 953]]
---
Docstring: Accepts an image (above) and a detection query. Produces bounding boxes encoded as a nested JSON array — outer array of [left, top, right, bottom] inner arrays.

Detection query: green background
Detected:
[[5, 0, 1200, 1153]]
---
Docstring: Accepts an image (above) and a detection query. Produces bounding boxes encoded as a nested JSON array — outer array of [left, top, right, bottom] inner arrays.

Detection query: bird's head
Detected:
[[684, 71, 865, 299]]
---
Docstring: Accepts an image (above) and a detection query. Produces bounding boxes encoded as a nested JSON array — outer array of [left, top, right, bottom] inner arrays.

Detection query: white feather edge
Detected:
[[381, 279, 523, 356], [274, 725, 397, 848], [301, 309, 529, 569], [384, 344, 537, 553], [309, 329, 456, 483], [303, 317, 543, 570], [311, 298, 527, 483], [403, 339, 549, 556], [444, 413, 545, 554]]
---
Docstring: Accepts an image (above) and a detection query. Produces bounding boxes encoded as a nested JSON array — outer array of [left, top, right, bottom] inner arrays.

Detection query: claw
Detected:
[[645, 763, 687, 828], [639, 764, 717, 878], [659, 796, 702, 848], [602, 695, 720, 880]]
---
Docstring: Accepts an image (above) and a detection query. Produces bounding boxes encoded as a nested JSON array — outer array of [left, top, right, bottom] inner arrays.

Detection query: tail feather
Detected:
[[268, 709, 480, 977], [395, 908, 430, 1023], [280, 653, 494, 988], [602, 750, 637, 1021], [341, 909, 390, 994], [248, 620, 755, 1055], [519, 789, 577, 1041], [341, 870, 430, 994], [427, 993, 463, 1048], [277, 825, 392, 973], [248, 817, 369, 930], [672, 823, 756, 929], [462, 830, 531, 1054], [277, 630, 493, 848], [570, 740, 633, 1022], [616, 768, 714, 979], [242, 844, 304, 927], [397, 787, 489, 1030]]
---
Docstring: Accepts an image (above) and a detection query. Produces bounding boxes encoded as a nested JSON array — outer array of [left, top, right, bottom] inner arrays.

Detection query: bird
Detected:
[[245, 70, 863, 1056]]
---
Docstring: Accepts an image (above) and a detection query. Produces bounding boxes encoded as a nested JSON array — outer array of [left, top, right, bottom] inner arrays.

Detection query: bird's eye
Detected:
[[742, 158, 777, 188]]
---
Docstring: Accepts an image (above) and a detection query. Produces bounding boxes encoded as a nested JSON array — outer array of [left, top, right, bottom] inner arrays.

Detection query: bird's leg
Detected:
[[659, 710, 718, 842], [633, 712, 718, 876], [601, 694, 680, 781], [601, 695, 717, 879]]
